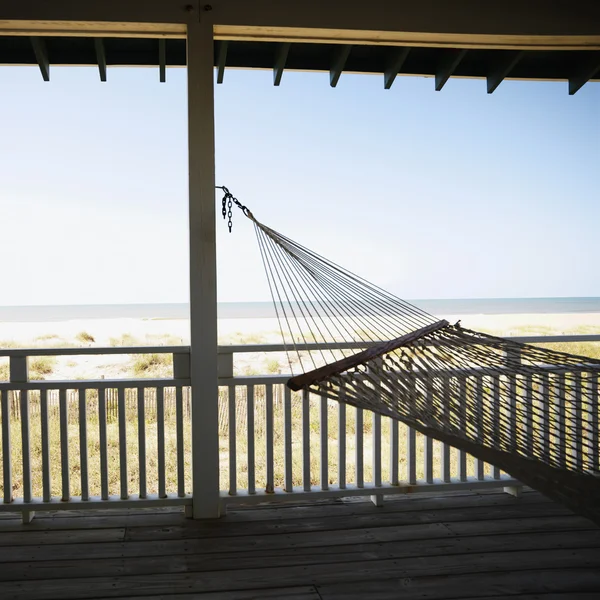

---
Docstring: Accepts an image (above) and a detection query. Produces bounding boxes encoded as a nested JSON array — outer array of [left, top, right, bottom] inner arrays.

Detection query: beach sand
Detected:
[[1, 312, 599, 380]]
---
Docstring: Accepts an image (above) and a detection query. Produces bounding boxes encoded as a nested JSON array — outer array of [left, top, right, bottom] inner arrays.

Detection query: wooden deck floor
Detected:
[[0, 490, 599, 599]]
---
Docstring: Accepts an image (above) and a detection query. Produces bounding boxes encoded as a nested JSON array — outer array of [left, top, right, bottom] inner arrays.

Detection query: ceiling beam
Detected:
[[330, 44, 352, 87], [94, 38, 106, 81], [383, 47, 410, 89], [569, 54, 600, 94], [158, 38, 166, 82], [273, 42, 290, 86], [487, 50, 523, 93], [30, 36, 49, 81], [435, 48, 467, 91], [216, 40, 228, 83]]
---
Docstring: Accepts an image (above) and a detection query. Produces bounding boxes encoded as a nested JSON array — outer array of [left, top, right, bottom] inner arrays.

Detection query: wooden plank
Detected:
[[1, 514, 592, 564], [320, 393, 328, 491], [40, 389, 51, 502], [288, 321, 448, 391], [338, 397, 346, 489], [216, 40, 228, 83], [318, 569, 600, 599], [266, 384, 274, 493], [4, 529, 599, 582], [137, 387, 146, 499], [487, 50, 523, 93], [228, 384, 237, 495], [59, 388, 70, 501], [3, 549, 599, 599], [435, 48, 467, 90], [30, 36, 49, 81], [273, 42, 291, 86], [176, 385, 185, 497], [98, 388, 109, 501], [355, 407, 363, 487], [118, 387, 128, 499], [94, 38, 107, 81], [79, 388, 89, 501], [330, 44, 352, 88], [302, 389, 310, 492], [158, 38, 166, 82], [125, 502, 574, 541], [247, 385, 255, 494], [100, 587, 321, 600], [284, 386, 293, 492], [157, 387, 166, 498], [0, 528, 126, 547], [383, 47, 410, 89]]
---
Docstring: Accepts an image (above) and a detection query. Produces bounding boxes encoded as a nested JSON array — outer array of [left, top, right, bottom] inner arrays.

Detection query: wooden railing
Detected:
[[0, 334, 598, 520]]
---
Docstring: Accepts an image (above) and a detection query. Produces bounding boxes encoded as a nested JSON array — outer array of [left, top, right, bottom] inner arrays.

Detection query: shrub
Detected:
[[76, 331, 95, 343], [131, 353, 173, 378]]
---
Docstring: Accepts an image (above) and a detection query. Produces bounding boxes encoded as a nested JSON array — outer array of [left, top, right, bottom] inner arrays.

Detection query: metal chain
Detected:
[[216, 186, 249, 232]]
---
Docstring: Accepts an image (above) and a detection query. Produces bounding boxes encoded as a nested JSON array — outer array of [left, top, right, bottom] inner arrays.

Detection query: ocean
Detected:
[[0, 298, 599, 322]]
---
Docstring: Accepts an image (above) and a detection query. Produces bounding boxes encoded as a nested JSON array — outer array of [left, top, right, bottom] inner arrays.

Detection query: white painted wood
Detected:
[[137, 387, 147, 499], [407, 425, 416, 485], [589, 375, 598, 474], [572, 373, 583, 471], [187, 15, 220, 519], [458, 377, 468, 482], [389, 417, 398, 486], [475, 377, 485, 481], [21, 510, 35, 524], [176, 385, 185, 497], [504, 485, 522, 498], [442, 377, 451, 483], [98, 388, 109, 501], [247, 385, 256, 495], [302, 388, 311, 492], [40, 389, 51, 502], [555, 373, 566, 468], [320, 393, 328, 491], [228, 384, 237, 495], [338, 396, 346, 489], [1, 391, 12, 504], [0, 493, 191, 513], [540, 373, 551, 463], [492, 375, 501, 480], [355, 407, 364, 488], [20, 391, 32, 504], [117, 388, 128, 500], [524, 374, 533, 457], [0, 346, 189, 357], [219, 475, 522, 507], [266, 384, 274, 494], [173, 352, 191, 379], [59, 388, 70, 501], [425, 435, 434, 484], [373, 411, 382, 487], [0, 378, 191, 392], [284, 386, 293, 492], [78, 388, 89, 501], [157, 386, 166, 499]]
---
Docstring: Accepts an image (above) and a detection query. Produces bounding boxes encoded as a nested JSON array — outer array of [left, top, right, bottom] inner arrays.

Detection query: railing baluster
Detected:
[[572, 373, 583, 472], [555, 373, 566, 468], [59, 389, 70, 501], [302, 388, 310, 492], [407, 425, 416, 485], [590, 374, 599, 474], [20, 390, 32, 503], [320, 393, 328, 491], [458, 377, 467, 482], [176, 386, 185, 497], [40, 389, 51, 502], [492, 375, 501, 479], [424, 379, 433, 484], [373, 411, 382, 487], [157, 387, 166, 498], [442, 377, 451, 482], [266, 384, 274, 494], [538, 373, 552, 461], [228, 384, 237, 495], [247, 385, 255, 494], [475, 377, 485, 481], [338, 394, 346, 489], [356, 407, 364, 488], [1, 391, 12, 504], [284, 386, 293, 492], [389, 416, 399, 486], [78, 388, 89, 501], [98, 388, 109, 500], [117, 388, 128, 500], [137, 387, 147, 499], [523, 375, 533, 458]]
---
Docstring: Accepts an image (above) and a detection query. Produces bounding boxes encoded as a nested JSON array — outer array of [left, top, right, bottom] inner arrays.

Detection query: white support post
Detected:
[[187, 12, 220, 519], [503, 347, 523, 498]]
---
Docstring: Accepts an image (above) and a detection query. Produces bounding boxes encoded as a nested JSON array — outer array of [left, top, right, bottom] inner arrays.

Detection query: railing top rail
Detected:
[[0, 377, 191, 391], [0, 345, 191, 357], [217, 334, 600, 354]]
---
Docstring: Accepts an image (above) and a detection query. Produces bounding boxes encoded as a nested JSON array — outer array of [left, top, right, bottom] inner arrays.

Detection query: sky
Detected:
[[0, 64, 598, 306]]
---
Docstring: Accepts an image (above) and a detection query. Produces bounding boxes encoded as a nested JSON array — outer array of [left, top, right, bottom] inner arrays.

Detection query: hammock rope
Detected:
[[220, 189, 600, 525]]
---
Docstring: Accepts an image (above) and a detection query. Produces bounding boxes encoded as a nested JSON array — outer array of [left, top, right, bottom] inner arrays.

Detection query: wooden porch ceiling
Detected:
[[0, 35, 599, 93]]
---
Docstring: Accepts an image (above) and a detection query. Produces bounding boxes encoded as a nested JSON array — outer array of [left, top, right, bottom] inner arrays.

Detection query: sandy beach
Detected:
[[1, 312, 599, 380]]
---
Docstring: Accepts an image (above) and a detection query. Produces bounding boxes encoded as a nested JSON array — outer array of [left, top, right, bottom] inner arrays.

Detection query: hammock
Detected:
[[221, 189, 600, 525]]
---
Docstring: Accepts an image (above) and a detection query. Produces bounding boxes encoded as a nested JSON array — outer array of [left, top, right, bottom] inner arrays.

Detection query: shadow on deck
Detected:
[[0, 490, 599, 599]]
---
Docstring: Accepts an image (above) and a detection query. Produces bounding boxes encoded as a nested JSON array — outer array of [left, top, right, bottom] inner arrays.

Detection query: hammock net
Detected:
[[222, 190, 600, 525]]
